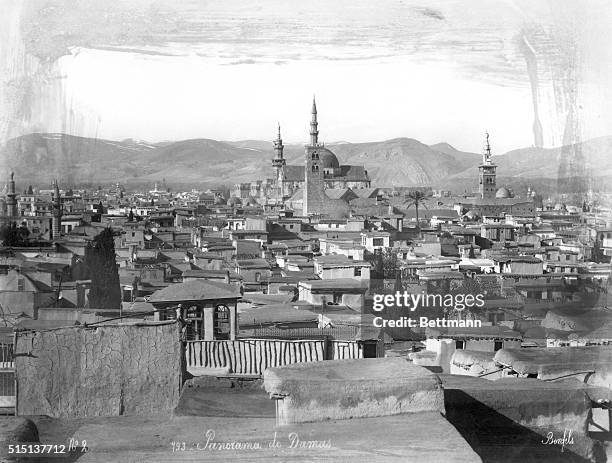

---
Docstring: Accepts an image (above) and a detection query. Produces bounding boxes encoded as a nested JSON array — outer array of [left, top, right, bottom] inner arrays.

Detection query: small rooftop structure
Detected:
[[149, 279, 240, 304]]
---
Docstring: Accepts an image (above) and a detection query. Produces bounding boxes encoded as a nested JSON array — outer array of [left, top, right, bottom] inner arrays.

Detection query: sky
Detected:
[[61, 49, 534, 152], [2, 0, 612, 154]]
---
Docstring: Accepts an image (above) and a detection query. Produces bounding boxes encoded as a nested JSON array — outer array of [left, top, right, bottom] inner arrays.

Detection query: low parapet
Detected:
[[263, 358, 444, 425]]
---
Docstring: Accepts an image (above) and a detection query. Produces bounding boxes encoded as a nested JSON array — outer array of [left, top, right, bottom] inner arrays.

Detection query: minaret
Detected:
[[52, 179, 62, 239], [479, 132, 497, 199], [310, 96, 319, 146], [304, 97, 325, 216], [272, 123, 286, 199], [6, 172, 17, 218]]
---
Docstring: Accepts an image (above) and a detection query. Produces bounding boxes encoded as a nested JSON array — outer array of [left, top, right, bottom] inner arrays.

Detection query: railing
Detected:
[[185, 338, 364, 375], [252, 326, 359, 340]]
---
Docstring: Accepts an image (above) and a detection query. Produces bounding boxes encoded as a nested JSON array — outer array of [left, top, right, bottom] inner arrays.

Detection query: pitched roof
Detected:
[[352, 188, 379, 198], [148, 279, 241, 303], [339, 165, 369, 181], [325, 188, 357, 202]]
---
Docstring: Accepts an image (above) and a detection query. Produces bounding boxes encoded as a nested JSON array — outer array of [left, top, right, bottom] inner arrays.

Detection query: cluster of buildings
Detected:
[[0, 100, 611, 441]]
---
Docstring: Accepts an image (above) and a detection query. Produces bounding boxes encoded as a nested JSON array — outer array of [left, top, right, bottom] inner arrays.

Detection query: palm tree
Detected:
[[406, 190, 426, 236]]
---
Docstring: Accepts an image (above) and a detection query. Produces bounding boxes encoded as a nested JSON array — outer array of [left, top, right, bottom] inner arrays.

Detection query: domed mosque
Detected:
[[454, 133, 534, 216], [268, 98, 372, 217], [495, 186, 513, 199]]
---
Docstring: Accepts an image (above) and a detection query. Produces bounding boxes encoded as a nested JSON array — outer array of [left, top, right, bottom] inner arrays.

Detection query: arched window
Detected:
[[312, 151, 319, 160], [213, 304, 231, 340]]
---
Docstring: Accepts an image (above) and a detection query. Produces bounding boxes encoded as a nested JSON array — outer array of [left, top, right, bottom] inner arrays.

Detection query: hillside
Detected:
[[449, 136, 612, 181], [1, 133, 610, 190], [0, 133, 155, 187]]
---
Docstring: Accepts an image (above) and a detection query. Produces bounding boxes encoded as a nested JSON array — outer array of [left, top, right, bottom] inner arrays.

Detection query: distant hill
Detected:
[[0, 133, 155, 187], [449, 136, 612, 181], [1, 132, 610, 191]]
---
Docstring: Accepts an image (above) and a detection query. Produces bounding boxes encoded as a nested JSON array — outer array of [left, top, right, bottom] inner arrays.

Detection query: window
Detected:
[[372, 238, 384, 247], [354, 267, 362, 277], [333, 293, 342, 304], [455, 340, 465, 350], [213, 304, 231, 340], [255, 272, 261, 282], [362, 342, 377, 358], [494, 341, 503, 351], [17, 278, 25, 291]]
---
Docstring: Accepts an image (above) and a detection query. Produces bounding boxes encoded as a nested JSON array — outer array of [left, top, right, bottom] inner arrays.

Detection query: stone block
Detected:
[[263, 358, 444, 424]]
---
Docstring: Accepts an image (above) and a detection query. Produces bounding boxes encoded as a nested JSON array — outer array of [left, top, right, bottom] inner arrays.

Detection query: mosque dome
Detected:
[[495, 187, 512, 198], [318, 148, 340, 169]]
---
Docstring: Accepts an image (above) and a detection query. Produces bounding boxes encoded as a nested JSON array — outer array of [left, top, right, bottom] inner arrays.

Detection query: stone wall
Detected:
[[15, 321, 184, 418], [264, 358, 444, 425]]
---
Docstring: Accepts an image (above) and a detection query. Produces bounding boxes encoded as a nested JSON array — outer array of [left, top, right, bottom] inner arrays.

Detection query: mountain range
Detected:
[[1, 132, 610, 192]]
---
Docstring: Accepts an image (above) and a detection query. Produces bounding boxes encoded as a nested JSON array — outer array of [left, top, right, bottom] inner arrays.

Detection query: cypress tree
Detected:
[[469, 244, 476, 259], [85, 227, 121, 309]]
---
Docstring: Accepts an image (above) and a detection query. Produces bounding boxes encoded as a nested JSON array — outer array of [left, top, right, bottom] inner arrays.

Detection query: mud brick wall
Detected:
[[14, 321, 184, 418]]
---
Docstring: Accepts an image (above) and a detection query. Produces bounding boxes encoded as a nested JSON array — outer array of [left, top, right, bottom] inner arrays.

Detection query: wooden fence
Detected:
[[185, 338, 364, 375]]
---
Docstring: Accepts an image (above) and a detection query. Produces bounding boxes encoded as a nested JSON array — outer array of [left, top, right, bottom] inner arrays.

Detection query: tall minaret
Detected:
[[310, 96, 319, 147], [479, 132, 497, 199], [272, 123, 286, 199], [6, 172, 17, 218], [52, 179, 62, 239], [304, 97, 325, 216]]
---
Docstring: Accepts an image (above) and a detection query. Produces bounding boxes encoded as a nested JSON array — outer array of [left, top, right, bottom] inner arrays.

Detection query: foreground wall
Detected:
[[264, 358, 445, 425], [15, 321, 184, 418]]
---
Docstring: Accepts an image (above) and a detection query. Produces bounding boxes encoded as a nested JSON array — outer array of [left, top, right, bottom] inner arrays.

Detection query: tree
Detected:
[[468, 244, 476, 259], [0, 222, 29, 247], [393, 271, 403, 293], [381, 248, 399, 279], [85, 228, 121, 309], [365, 251, 384, 292], [27, 185, 33, 195], [593, 238, 608, 264], [407, 190, 426, 236], [127, 209, 135, 222]]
